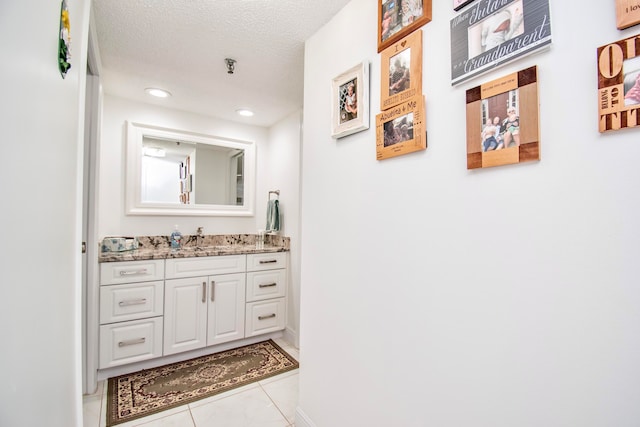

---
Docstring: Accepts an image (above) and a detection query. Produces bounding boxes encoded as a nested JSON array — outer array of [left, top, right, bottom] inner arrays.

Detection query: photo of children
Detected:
[[389, 49, 411, 95], [339, 78, 358, 124], [381, 0, 424, 42], [383, 113, 414, 147]]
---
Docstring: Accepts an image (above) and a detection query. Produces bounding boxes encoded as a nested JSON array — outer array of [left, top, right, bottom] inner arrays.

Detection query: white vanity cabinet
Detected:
[[245, 252, 287, 337], [97, 250, 288, 373], [163, 255, 246, 355], [98, 260, 165, 369]]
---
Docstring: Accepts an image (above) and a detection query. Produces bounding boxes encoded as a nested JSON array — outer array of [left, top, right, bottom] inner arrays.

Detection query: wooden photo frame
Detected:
[[376, 95, 426, 160], [450, 0, 551, 86], [380, 30, 422, 110], [465, 66, 539, 169], [331, 61, 370, 139], [616, 0, 640, 30], [597, 35, 640, 133], [380, 30, 422, 111], [453, 0, 475, 11], [378, 0, 431, 53]]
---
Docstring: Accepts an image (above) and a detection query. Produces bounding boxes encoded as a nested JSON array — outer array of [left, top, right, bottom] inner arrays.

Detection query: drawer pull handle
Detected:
[[259, 282, 277, 288], [259, 260, 278, 264], [202, 282, 206, 303], [119, 269, 148, 276], [211, 281, 215, 302], [118, 298, 147, 307], [118, 338, 145, 347], [258, 313, 276, 320]]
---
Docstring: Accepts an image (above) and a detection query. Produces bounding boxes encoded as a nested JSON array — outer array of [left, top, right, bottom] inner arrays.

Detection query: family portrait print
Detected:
[[378, 0, 431, 52], [389, 50, 411, 96], [450, 0, 551, 85], [383, 113, 414, 147], [480, 90, 521, 152]]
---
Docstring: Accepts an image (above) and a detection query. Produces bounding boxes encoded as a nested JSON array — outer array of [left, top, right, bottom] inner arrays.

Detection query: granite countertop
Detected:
[[99, 234, 289, 263]]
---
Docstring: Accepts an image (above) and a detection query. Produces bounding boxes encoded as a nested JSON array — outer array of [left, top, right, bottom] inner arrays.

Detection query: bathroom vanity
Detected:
[[97, 234, 289, 376]]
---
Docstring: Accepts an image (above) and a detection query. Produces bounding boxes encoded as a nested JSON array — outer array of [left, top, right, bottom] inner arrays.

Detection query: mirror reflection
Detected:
[[141, 136, 244, 206], [126, 121, 255, 216]]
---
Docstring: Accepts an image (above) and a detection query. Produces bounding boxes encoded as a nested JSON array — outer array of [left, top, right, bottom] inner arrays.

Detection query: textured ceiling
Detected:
[[92, 0, 351, 127]]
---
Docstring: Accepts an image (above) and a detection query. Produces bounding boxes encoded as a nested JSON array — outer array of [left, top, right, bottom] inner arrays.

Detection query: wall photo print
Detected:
[[376, 95, 426, 160], [465, 66, 539, 169], [378, 0, 432, 52], [331, 61, 370, 139], [597, 35, 640, 133], [380, 30, 422, 111], [616, 0, 640, 29], [450, 0, 551, 85]]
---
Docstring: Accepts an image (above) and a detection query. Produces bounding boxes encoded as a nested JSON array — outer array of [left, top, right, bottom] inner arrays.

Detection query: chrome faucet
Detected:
[[196, 227, 204, 247]]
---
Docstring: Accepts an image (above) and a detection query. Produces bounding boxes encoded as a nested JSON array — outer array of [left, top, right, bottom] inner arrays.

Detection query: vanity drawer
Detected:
[[99, 317, 163, 369], [100, 260, 164, 285], [246, 252, 287, 272], [99, 281, 164, 324], [165, 255, 246, 279], [245, 298, 285, 337], [246, 270, 286, 302]]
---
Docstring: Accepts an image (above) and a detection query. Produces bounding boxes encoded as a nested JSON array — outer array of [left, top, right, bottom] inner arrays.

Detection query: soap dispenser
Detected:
[[170, 225, 182, 249]]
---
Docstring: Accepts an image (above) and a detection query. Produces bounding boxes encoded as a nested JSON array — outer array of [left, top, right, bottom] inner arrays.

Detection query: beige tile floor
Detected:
[[83, 338, 300, 427]]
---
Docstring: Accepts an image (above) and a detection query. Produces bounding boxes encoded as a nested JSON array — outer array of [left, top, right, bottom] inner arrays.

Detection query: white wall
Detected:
[[299, 1, 640, 426], [0, 1, 90, 426], [267, 110, 303, 345], [98, 95, 269, 237]]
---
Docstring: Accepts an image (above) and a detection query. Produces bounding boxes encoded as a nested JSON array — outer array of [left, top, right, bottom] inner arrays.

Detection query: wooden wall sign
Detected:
[[597, 35, 640, 133], [616, 0, 640, 30], [450, 0, 551, 85], [465, 66, 540, 169], [376, 95, 426, 160], [380, 30, 422, 111]]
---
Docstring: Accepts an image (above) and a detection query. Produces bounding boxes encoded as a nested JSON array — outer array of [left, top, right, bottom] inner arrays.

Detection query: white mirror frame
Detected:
[[126, 121, 256, 216]]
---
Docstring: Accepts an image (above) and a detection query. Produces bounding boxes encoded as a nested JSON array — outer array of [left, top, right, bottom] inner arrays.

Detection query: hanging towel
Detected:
[[266, 199, 280, 232]]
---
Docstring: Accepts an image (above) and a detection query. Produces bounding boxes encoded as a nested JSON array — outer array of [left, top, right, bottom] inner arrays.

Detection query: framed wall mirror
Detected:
[[126, 121, 256, 216]]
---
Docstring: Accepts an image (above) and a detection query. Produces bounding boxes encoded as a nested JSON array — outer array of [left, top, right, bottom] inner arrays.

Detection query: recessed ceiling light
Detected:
[[236, 108, 254, 117], [145, 87, 172, 98]]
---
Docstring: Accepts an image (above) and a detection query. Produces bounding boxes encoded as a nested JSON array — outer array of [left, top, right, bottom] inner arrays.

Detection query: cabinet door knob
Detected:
[[211, 281, 215, 302], [202, 282, 206, 303]]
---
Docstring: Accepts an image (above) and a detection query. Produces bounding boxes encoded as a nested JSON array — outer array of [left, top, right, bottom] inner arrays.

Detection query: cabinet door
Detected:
[[164, 277, 207, 355], [207, 273, 246, 345]]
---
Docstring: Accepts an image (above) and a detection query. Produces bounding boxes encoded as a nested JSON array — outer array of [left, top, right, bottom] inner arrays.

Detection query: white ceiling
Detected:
[[92, 0, 351, 127]]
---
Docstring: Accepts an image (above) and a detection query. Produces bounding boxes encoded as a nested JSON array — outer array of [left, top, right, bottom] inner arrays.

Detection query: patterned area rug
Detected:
[[106, 339, 298, 426]]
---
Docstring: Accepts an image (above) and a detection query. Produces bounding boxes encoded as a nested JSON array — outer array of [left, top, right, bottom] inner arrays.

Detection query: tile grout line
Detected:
[[258, 382, 291, 425]]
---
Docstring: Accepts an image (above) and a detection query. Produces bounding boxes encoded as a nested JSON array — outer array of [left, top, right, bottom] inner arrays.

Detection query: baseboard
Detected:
[[295, 407, 317, 427], [283, 326, 298, 348]]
